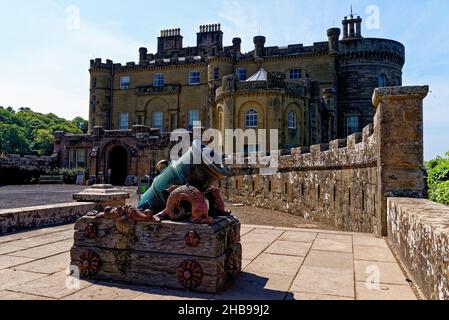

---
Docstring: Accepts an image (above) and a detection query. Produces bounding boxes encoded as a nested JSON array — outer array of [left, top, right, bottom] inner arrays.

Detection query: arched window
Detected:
[[246, 109, 258, 128], [288, 111, 297, 129], [379, 74, 387, 88]]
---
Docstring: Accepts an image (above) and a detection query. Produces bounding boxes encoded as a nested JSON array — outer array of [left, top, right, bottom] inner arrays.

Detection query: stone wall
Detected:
[[387, 198, 449, 300], [0, 154, 57, 184], [222, 86, 429, 236], [0, 202, 95, 235]]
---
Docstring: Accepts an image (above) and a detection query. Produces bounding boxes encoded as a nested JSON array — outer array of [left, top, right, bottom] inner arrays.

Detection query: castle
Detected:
[[55, 14, 405, 185]]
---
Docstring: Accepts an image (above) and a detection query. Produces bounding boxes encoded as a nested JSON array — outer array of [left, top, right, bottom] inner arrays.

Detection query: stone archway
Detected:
[[108, 145, 128, 186]]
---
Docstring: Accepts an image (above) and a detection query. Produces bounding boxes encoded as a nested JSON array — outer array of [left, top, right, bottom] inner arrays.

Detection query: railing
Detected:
[[135, 85, 180, 95]]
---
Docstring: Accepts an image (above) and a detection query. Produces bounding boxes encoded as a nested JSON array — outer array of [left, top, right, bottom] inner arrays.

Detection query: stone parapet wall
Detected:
[[222, 86, 429, 236], [387, 198, 449, 300], [0, 202, 95, 235], [223, 124, 378, 233]]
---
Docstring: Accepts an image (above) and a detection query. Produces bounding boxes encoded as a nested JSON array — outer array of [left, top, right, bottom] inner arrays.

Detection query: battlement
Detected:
[[222, 86, 428, 236]]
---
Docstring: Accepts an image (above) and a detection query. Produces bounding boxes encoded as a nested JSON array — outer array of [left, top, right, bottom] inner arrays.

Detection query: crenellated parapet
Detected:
[[221, 86, 429, 236]]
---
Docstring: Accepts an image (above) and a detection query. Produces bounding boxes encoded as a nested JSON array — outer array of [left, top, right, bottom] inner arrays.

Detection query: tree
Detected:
[[33, 129, 55, 156], [72, 117, 89, 134], [0, 124, 31, 155]]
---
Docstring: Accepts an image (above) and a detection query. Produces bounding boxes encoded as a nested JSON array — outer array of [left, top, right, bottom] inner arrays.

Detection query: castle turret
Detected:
[[232, 37, 242, 54], [327, 28, 341, 53], [342, 17, 349, 39], [253, 36, 266, 58], [139, 47, 148, 63], [89, 59, 114, 132], [157, 28, 183, 57]]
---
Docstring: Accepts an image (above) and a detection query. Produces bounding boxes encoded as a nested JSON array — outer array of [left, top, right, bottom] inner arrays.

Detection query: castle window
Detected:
[[188, 109, 200, 131], [137, 115, 144, 125], [92, 118, 96, 127], [214, 68, 220, 81], [154, 73, 164, 87], [236, 68, 247, 81], [288, 111, 297, 129], [92, 96, 97, 113], [246, 109, 258, 128], [92, 78, 97, 88], [120, 76, 130, 90], [379, 74, 387, 88], [119, 113, 129, 130], [289, 69, 302, 80], [345, 115, 359, 136], [152, 112, 164, 132], [189, 71, 201, 85]]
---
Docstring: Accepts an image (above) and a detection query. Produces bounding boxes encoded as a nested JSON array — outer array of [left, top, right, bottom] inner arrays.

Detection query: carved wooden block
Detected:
[[70, 211, 242, 293]]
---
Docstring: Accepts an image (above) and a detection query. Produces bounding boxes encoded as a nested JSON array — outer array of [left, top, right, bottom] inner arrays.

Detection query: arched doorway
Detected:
[[108, 146, 128, 186]]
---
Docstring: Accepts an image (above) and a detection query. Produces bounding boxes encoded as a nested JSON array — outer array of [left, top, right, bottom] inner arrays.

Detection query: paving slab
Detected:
[[7, 240, 72, 259], [354, 260, 409, 285], [9, 271, 92, 299], [245, 253, 304, 276], [214, 272, 292, 300], [15, 252, 70, 274], [355, 282, 416, 300], [353, 235, 389, 248], [0, 290, 53, 300], [303, 251, 354, 270], [0, 255, 35, 270], [354, 246, 397, 263], [265, 241, 312, 257], [290, 292, 354, 300], [290, 266, 355, 298], [312, 238, 353, 253], [279, 231, 318, 243], [0, 269, 47, 291], [63, 282, 152, 300]]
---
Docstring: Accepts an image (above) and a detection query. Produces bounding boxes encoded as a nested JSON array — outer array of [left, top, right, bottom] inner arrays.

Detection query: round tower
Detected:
[[253, 36, 266, 58], [336, 14, 405, 138]]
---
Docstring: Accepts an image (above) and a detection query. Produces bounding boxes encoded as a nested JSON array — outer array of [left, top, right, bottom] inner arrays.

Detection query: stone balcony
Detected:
[[135, 85, 180, 96]]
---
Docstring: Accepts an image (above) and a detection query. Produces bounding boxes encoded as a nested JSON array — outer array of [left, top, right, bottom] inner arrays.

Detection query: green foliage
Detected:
[[59, 167, 88, 184], [426, 151, 449, 205], [72, 117, 89, 134], [33, 129, 55, 156], [0, 123, 31, 155], [0, 106, 87, 156]]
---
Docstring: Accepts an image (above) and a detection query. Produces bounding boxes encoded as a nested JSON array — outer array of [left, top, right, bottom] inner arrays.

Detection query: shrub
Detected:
[[426, 152, 449, 205]]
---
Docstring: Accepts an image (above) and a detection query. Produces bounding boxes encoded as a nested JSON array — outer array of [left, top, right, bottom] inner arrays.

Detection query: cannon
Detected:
[[138, 140, 231, 224]]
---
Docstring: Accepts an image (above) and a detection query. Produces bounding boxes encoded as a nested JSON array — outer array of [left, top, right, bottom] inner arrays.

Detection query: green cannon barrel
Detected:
[[138, 140, 230, 213]]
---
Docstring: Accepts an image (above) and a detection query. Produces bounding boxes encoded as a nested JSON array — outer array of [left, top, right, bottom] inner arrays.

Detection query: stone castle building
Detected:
[[55, 14, 405, 185]]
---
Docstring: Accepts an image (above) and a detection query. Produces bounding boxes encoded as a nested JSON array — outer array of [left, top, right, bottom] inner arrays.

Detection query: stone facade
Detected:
[[221, 86, 429, 236], [58, 15, 404, 184], [387, 198, 449, 300], [54, 126, 171, 185]]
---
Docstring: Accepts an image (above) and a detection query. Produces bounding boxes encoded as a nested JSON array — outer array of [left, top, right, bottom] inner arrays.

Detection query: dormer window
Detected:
[[154, 73, 164, 87]]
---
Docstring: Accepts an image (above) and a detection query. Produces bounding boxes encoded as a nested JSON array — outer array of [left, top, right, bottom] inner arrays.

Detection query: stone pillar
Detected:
[[373, 86, 429, 236], [342, 17, 349, 39], [73, 184, 130, 211]]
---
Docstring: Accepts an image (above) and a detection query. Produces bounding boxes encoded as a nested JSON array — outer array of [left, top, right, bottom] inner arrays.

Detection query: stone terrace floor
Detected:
[[0, 223, 419, 300]]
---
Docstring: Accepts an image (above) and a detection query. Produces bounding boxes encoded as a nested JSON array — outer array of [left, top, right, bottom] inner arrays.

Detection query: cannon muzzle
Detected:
[[138, 140, 229, 213]]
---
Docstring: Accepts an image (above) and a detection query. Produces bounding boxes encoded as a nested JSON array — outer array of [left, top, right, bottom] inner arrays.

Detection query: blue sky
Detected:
[[0, 0, 448, 160]]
